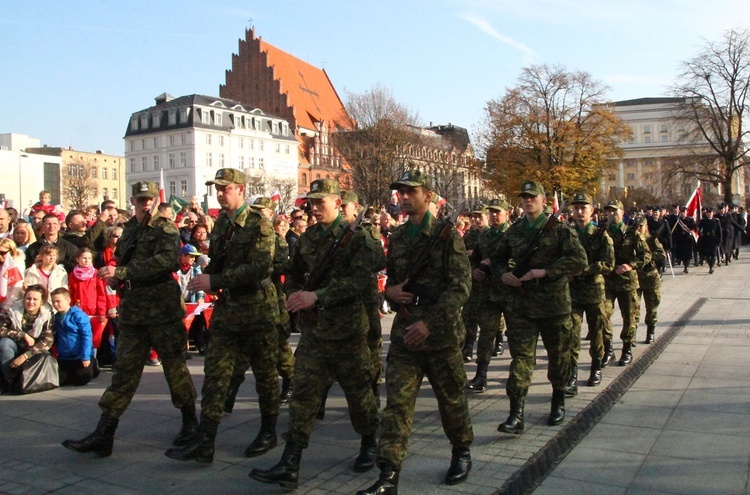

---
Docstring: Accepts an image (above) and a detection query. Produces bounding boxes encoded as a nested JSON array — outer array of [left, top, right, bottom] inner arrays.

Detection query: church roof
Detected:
[[257, 38, 352, 132]]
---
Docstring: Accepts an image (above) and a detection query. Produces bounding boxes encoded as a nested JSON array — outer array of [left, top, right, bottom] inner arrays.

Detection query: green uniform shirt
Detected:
[[607, 222, 651, 292], [569, 222, 615, 304], [637, 235, 665, 290], [471, 222, 510, 303]]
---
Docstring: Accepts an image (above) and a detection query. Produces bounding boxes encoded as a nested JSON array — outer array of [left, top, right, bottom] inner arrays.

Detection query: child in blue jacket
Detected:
[[51, 287, 95, 386]]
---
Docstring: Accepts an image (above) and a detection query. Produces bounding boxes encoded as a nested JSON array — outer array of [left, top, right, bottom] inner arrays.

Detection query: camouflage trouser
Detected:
[[637, 283, 661, 327], [99, 320, 196, 418], [378, 343, 473, 471], [200, 322, 279, 424], [277, 319, 294, 380], [571, 301, 606, 365], [287, 333, 378, 448], [475, 303, 506, 365], [603, 287, 639, 344], [505, 313, 573, 398], [460, 291, 481, 348], [367, 301, 383, 384]]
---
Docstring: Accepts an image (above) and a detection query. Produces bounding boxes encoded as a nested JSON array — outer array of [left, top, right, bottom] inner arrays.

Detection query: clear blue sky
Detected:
[[2, 0, 747, 156]]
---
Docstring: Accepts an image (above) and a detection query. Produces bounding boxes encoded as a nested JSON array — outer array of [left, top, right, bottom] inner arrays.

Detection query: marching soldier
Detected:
[[465, 198, 512, 392], [460, 204, 489, 362], [699, 207, 722, 274], [492, 181, 587, 434], [357, 170, 473, 495], [602, 200, 651, 367], [63, 181, 198, 457], [566, 192, 614, 394], [165, 169, 280, 463], [250, 179, 381, 490], [635, 217, 666, 344]]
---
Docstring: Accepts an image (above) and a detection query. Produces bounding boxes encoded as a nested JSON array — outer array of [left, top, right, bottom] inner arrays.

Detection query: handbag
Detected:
[[12, 352, 60, 395]]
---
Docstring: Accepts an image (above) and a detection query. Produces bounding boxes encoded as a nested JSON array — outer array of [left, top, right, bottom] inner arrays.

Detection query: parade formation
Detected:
[[0, 168, 746, 495]]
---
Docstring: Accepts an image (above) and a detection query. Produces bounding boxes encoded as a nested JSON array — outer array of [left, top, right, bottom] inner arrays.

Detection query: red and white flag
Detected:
[[270, 188, 281, 203], [552, 191, 560, 214], [0, 254, 23, 309], [684, 184, 702, 241], [159, 168, 166, 203]]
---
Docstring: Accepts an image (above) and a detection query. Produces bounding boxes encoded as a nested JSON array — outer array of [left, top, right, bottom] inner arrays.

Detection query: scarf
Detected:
[[73, 264, 97, 281]]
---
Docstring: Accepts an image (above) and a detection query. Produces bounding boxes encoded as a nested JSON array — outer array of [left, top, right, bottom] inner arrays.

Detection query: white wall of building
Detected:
[[0, 149, 62, 211]]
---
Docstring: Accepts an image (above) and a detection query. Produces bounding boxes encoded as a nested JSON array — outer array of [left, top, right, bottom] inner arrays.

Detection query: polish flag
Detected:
[[684, 184, 702, 241], [159, 168, 166, 203], [0, 254, 23, 309], [552, 191, 560, 214], [270, 188, 281, 203]]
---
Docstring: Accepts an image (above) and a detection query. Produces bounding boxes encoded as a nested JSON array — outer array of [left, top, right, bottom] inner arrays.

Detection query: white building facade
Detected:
[[0, 133, 62, 211], [124, 93, 299, 210]]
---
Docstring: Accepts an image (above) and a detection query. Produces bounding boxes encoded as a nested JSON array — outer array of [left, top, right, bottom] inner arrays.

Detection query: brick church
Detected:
[[220, 28, 353, 196]]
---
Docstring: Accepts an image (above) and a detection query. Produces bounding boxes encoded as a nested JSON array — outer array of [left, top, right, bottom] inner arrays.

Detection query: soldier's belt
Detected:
[[218, 277, 273, 300], [121, 273, 174, 290]]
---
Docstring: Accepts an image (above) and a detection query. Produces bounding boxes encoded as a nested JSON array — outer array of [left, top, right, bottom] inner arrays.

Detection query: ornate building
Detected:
[[220, 28, 352, 196]]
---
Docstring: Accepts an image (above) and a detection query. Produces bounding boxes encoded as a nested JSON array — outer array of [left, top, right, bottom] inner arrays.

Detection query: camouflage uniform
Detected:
[[99, 212, 196, 418], [637, 232, 665, 337], [490, 210, 587, 400], [362, 222, 387, 387], [602, 221, 651, 348], [283, 213, 380, 447], [379, 210, 473, 470], [199, 202, 280, 424], [460, 224, 483, 357]]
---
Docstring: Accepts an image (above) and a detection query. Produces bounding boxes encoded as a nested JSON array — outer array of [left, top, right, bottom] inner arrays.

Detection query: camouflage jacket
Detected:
[[386, 213, 471, 351], [463, 227, 483, 254], [637, 235, 665, 290], [114, 215, 184, 325], [205, 205, 278, 330], [470, 223, 510, 303], [284, 214, 383, 341], [607, 222, 651, 292], [490, 215, 587, 318], [569, 222, 614, 305]]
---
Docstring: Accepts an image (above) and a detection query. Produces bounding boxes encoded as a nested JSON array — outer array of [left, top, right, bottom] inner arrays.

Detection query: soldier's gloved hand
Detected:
[[404, 320, 430, 350]]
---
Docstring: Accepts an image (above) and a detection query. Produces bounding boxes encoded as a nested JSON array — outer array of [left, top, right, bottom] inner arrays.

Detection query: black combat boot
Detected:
[[372, 380, 381, 409], [249, 441, 304, 490], [548, 389, 565, 426], [497, 396, 525, 434], [445, 447, 471, 485], [224, 371, 245, 413], [618, 343, 633, 366], [356, 463, 400, 495], [172, 404, 199, 446], [645, 325, 655, 344], [601, 339, 615, 368], [164, 420, 218, 463], [244, 414, 278, 457], [353, 433, 378, 472], [316, 388, 329, 420], [492, 334, 504, 356], [461, 339, 474, 363], [587, 358, 602, 386], [62, 413, 119, 457], [280, 377, 293, 404], [565, 365, 578, 397], [465, 362, 488, 392]]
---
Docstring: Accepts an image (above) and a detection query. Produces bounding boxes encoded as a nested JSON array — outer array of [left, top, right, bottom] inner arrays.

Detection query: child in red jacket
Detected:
[[67, 248, 111, 354]]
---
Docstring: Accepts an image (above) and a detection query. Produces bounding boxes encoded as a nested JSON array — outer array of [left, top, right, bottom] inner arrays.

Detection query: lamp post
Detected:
[[18, 153, 28, 210]]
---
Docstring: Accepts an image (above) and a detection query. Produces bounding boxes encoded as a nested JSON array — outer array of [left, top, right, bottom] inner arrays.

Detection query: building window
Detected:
[[219, 135, 224, 147], [130, 117, 138, 131], [206, 152, 213, 167], [316, 174, 321, 180], [141, 115, 148, 129], [153, 137, 159, 148], [130, 141, 135, 152], [180, 109, 188, 123], [93, 187, 98, 197], [275, 143, 281, 153], [249, 157, 255, 169], [643, 125, 651, 133], [102, 168, 108, 179], [169, 111, 176, 125], [660, 124, 668, 133], [130, 158, 136, 173], [169, 153, 175, 169], [141, 139, 146, 150], [219, 153, 225, 168], [102, 187, 108, 199], [112, 168, 117, 180], [250, 140, 254, 150], [626, 173, 635, 181], [239, 156, 244, 169], [285, 145, 290, 154], [626, 159, 635, 168], [608, 173, 616, 181], [153, 155, 159, 170], [141, 157, 148, 171], [180, 152, 186, 168], [301, 173, 307, 186], [180, 180, 188, 197], [644, 136, 651, 143], [215, 113, 222, 126], [169, 181, 176, 196], [206, 134, 212, 145], [259, 141, 264, 151], [181, 134, 187, 145], [239, 138, 244, 149], [258, 158, 264, 169], [660, 135, 668, 142], [201, 111, 210, 124], [112, 188, 117, 199], [92, 167, 98, 179]]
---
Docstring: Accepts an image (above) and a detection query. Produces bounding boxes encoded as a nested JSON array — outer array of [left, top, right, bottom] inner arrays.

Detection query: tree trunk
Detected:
[[723, 173, 734, 204]]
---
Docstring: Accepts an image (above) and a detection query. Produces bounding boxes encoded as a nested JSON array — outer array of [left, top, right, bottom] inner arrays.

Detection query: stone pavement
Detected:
[[0, 248, 747, 495]]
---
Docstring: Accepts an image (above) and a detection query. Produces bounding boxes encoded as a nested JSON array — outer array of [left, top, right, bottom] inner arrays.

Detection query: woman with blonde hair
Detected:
[[12, 220, 36, 254]]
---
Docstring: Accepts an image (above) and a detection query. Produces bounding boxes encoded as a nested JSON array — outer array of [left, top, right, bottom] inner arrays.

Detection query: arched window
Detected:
[[301, 173, 307, 186]]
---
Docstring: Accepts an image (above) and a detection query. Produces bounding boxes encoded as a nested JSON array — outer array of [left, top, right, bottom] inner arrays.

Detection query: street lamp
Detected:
[[18, 154, 28, 210]]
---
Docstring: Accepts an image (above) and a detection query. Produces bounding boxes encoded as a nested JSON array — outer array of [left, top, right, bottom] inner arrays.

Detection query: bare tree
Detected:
[[670, 28, 750, 204], [334, 84, 422, 207], [62, 158, 97, 211], [245, 171, 298, 212], [478, 65, 631, 199]]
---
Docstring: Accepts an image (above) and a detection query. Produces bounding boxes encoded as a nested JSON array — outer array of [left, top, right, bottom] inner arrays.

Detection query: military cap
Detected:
[[249, 197, 276, 211], [341, 190, 359, 205], [486, 198, 510, 211], [389, 170, 433, 191], [471, 203, 488, 215], [635, 216, 648, 226], [570, 191, 593, 205], [131, 181, 159, 199], [518, 181, 545, 197], [180, 244, 201, 256], [305, 178, 340, 199], [604, 199, 624, 210], [205, 168, 247, 186]]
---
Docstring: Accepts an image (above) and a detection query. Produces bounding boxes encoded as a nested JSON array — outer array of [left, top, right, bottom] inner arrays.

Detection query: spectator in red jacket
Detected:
[[68, 248, 111, 355]]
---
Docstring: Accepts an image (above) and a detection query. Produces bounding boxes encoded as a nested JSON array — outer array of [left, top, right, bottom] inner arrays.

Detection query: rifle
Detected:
[[511, 204, 566, 281], [396, 204, 462, 319], [295, 206, 369, 322]]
